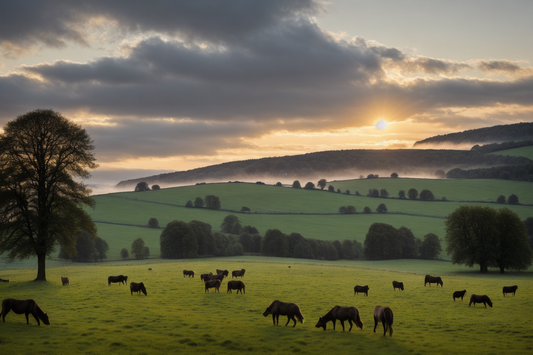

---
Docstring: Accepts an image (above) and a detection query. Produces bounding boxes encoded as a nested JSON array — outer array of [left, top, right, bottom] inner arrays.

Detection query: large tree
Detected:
[[0, 109, 97, 281], [160, 220, 198, 258], [419, 233, 442, 259], [221, 214, 243, 234], [445, 206, 532, 273]]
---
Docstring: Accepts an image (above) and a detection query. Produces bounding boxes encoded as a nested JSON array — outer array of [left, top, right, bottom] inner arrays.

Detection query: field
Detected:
[[81, 178, 533, 260], [0, 258, 532, 355], [490, 145, 533, 160]]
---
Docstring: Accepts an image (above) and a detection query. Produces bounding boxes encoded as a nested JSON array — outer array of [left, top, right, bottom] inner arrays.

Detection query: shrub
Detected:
[[380, 189, 389, 198], [390, 172, 398, 178], [185, 200, 193, 207], [120, 248, 129, 259], [363, 206, 371, 213], [496, 195, 506, 204], [292, 180, 301, 188], [240, 206, 251, 213]]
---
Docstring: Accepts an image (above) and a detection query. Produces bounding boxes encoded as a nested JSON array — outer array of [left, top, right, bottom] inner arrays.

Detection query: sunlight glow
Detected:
[[375, 119, 388, 130]]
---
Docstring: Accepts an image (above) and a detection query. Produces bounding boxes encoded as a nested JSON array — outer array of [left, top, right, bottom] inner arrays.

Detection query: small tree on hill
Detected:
[[419, 233, 442, 259], [376, 203, 387, 213], [120, 248, 129, 259], [390, 172, 398, 178], [135, 182, 150, 192], [194, 197, 204, 208], [148, 218, 160, 228], [507, 194, 519, 205], [496, 195, 506, 204], [363, 206, 371, 213], [317, 179, 327, 190], [240, 206, 251, 213], [292, 180, 301, 188], [152, 184, 161, 190], [328, 185, 335, 192], [408, 188, 418, 200], [205, 195, 221, 209], [398, 190, 406, 199], [380, 189, 389, 198], [419, 189, 435, 201], [131, 238, 147, 260], [304, 182, 315, 189]]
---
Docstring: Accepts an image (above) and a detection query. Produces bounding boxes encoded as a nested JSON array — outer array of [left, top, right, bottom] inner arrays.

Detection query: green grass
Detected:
[[0, 258, 532, 355], [490, 145, 533, 160]]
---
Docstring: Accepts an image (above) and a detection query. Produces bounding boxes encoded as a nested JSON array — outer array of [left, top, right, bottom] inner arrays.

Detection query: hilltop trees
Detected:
[[445, 206, 532, 273], [408, 188, 419, 200], [317, 179, 327, 190], [292, 180, 301, 188], [304, 181, 315, 189], [364, 223, 422, 260], [205, 195, 221, 209], [419, 189, 435, 201], [0, 109, 98, 281], [135, 182, 150, 192]]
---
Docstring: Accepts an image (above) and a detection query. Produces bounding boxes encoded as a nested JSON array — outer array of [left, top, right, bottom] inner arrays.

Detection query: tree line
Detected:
[[446, 162, 533, 182]]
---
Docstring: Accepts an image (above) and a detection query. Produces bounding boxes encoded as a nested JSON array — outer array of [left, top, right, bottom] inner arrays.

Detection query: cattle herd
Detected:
[[0, 269, 521, 335]]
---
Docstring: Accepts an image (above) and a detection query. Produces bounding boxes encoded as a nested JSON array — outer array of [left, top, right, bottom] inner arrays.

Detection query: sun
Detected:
[[375, 119, 388, 130]]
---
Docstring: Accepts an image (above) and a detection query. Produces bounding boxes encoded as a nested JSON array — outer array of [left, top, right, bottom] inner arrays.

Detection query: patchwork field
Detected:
[[0, 258, 531, 355], [490, 145, 533, 160]]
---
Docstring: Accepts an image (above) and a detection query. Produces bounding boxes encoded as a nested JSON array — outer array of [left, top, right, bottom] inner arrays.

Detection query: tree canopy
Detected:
[[419, 233, 442, 259], [317, 179, 327, 190], [0, 109, 98, 281], [221, 214, 243, 234], [160, 220, 198, 258], [135, 182, 150, 192], [445, 206, 532, 273]]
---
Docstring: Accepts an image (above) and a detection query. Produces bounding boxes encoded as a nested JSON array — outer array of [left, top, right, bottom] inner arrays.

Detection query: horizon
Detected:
[[1, 0, 532, 188]]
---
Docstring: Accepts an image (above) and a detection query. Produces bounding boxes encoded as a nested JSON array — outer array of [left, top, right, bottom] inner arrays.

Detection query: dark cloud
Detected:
[[477, 60, 523, 73], [0, 0, 320, 56]]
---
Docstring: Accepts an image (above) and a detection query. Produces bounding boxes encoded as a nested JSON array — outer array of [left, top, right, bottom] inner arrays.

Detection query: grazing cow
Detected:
[[392, 281, 404, 291], [205, 280, 221, 293], [227, 280, 245, 294], [373, 306, 394, 336], [469, 294, 493, 308], [263, 300, 304, 328], [453, 290, 467, 301], [502, 285, 518, 297], [183, 270, 194, 278], [216, 269, 229, 278], [353, 285, 369, 296], [200, 273, 213, 282], [424, 275, 443, 287], [315, 306, 363, 332], [130, 282, 147, 296], [0, 278, 8, 283], [0, 299, 50, 326], [61, 277, 69, 286], [108, 275, 128, 286], [232, 269, 246, 278]]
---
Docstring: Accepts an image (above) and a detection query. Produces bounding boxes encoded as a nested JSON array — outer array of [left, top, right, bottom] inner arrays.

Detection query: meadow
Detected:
[[0, 257, 532, 355], [490, 145, 533, 160], [83, 178, 533, 260]]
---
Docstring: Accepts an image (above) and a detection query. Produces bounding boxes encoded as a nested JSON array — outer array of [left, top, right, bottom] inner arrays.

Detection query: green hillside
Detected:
[[490, 145, 533, 160], [82, 178, 533, 261]]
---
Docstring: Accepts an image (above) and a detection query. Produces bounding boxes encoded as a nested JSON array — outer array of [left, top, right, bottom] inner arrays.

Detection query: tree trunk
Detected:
[[35, 253, 47, 281]]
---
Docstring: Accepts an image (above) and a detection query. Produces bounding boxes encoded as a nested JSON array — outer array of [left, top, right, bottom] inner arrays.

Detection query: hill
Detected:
[[116, 149, 530, 188], [414, 122, 533, 147]]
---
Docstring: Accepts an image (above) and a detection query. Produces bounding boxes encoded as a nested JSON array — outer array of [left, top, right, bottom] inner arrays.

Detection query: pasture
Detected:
[[489, 145, 533, 160], [1, 258, 532, 355]]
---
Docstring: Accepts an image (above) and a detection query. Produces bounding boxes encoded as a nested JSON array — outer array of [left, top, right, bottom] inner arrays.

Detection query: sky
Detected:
[[1, 0, 532, 191]]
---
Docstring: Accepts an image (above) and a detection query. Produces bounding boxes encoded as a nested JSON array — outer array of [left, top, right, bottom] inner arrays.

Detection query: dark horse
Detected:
[[503, 285, 518, 297], [232, 269, 245, 278], [130, 282, 147, 296], [61, 277, 69, 286], [469, 294, 493, 308], [263, 300, 304, 328], [216, 269, 229, 277], [353, 285, 369, 296], [183, 270, 194, 278], [453, 290, 467, 301], [424, 275, 443, 287], [315, 306, 363, 332], [392, 281, 404, 291], [1, 299, 50, 326], [0, 278, 9, 283], [373, 305, 394, 336], [108, 275, 128, 286], [205, 280, 221, 293], [227, 280, 245, 294]]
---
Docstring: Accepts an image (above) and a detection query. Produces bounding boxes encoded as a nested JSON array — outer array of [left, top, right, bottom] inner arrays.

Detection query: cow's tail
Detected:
[[295, 305, 304, 324]]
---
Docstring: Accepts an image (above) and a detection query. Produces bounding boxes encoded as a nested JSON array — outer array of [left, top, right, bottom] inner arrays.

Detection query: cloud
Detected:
[[0, 0, 321, 57]]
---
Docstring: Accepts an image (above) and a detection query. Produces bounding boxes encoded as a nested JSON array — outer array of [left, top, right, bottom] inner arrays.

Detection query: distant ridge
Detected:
[[414, 122, 533, 146], [116, 149, 530, 188]]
